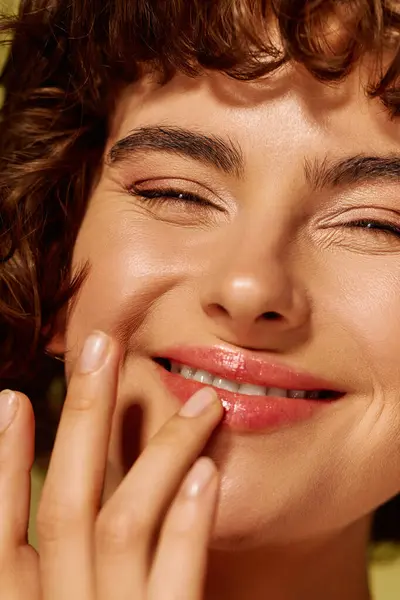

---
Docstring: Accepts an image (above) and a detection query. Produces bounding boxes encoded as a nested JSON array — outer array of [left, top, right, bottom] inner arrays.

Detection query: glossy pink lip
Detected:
[[154, 346, 345, 433]]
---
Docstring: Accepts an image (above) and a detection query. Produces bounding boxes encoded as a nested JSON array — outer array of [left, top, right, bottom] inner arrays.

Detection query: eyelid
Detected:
[[343, 218, 400, 236], [130, 184, 216, 207], [316, 204, 400, 226], [127, 179, 228, 211], [130, 175, 223, 196]]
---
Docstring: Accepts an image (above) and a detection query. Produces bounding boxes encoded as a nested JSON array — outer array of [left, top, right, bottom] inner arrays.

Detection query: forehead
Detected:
[[108, 66, 400, 161]]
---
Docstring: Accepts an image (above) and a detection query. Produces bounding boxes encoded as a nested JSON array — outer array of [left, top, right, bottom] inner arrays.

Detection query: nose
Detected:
[[200, 232, 311, 350]]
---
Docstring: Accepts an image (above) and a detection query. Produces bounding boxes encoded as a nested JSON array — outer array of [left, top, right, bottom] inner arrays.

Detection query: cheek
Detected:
[[302, 251, 400, 458], [316, 254, 400, 382], [66, 194, 210, 366], [281, 251, 400, 529], [313, 254, 400, 499], [68, 208, 176, 349]]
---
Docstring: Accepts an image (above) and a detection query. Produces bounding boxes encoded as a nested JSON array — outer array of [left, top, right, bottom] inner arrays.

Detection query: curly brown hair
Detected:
[[1, 0, 400, 541]]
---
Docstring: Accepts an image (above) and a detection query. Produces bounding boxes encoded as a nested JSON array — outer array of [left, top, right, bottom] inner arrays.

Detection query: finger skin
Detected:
[[0, 391, 41, 600], [96, 391, 223, 600], [0, 392, 35, 555], [37, 335, 120, 600], [149, 457, 219, 600]]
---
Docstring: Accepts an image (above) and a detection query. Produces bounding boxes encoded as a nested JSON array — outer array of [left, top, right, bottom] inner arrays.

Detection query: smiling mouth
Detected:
[[154, 358, 341, 400]]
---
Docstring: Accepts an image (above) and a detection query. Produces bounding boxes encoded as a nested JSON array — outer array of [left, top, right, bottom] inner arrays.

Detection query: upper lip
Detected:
[[154, 345, 343, 392]]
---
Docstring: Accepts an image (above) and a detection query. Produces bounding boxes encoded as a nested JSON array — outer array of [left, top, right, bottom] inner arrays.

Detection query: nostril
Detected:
[[261, 311, 282, 321], [208, 303, 230, 317]]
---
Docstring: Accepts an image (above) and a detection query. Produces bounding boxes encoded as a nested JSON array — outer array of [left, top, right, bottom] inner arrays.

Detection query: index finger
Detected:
[[37, 331, 120, 600]]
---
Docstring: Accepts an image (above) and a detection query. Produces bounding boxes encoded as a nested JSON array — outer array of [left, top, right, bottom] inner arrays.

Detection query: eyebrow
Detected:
[[107, 125, 244, 177], [304, 155, 400, 190], [108, 125, 400, 190]]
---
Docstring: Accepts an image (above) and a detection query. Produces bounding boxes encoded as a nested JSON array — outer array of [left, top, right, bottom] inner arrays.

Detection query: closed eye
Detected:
[[128, 185, 223, 211], [344, 219, 400, 238]]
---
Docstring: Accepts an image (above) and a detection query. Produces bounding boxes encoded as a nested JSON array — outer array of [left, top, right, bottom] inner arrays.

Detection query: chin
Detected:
[[202, 453, 352, 551], [206, 475, 301, 551], [208, 515, 274, 552], [208, 495, 332, 552], [207, 500, 309, 552]]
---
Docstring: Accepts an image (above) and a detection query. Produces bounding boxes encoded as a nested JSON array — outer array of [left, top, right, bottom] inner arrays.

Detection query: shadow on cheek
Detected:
[[120, 401, 144, 474]]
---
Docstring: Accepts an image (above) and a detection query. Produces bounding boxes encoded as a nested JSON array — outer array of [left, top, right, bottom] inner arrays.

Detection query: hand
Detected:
[[0, 331, 224, 600]]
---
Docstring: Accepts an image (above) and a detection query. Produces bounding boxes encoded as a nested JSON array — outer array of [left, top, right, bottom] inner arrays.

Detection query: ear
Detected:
[[44, 305, 67, 357]]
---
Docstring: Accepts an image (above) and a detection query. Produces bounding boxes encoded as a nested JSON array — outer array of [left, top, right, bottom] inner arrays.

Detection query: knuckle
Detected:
[[96, 510, 147, 553], [160, 512, 203, 551], [95, 515, 133, 554], [36, 511, 63, 544], [36, 497, 83, 544], [64, 391, 96, 414], [165, 508, 194, 538], [155, 418, 199, 449]]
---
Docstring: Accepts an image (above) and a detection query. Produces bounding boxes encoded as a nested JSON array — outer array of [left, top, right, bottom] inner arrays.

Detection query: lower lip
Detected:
[[157, 367, 336, 432]]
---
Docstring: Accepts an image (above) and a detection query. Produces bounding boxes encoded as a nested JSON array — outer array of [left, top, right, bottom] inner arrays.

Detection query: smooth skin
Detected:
[[65, 63, 400, 600], [4, 60, 400, 600], [0, 332, 224, 600]]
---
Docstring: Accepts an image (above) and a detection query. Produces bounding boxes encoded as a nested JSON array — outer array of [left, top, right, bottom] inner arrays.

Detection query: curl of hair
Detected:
[[0, 0, 400, 541]]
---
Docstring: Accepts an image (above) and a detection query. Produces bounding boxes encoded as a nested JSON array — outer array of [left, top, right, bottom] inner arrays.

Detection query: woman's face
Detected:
[[65, 65, 400, 548]]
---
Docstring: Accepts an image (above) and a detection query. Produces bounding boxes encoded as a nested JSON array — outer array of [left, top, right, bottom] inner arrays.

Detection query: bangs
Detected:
[[2, 0, 400, 114]]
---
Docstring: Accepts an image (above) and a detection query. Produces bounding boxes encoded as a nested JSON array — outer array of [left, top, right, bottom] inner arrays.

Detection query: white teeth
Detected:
[[268, 387, 288, 398], [212, 377, 239, 393], [173, 363, 311, 399], [288, 390, 307, 399], [192, 369, 214, 384], [181, 365, 196, 379], [237, 383, 267, 396]]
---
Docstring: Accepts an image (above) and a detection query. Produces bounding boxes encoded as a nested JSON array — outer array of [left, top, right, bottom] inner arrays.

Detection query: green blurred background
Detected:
[[1, 1, 400, 597]]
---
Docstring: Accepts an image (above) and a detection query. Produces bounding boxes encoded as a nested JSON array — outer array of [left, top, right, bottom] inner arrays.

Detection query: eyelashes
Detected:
[[127, 183, 400, 242], [343, 219, 400, 239], [128, 185, 222, 211]]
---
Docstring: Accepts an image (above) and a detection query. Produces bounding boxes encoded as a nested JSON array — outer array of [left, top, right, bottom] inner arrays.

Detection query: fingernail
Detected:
[[0, 390, 18, 433], [179, 387, 217, 417], [183, 457, 215, 498], [79, 331, 110, 374]]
